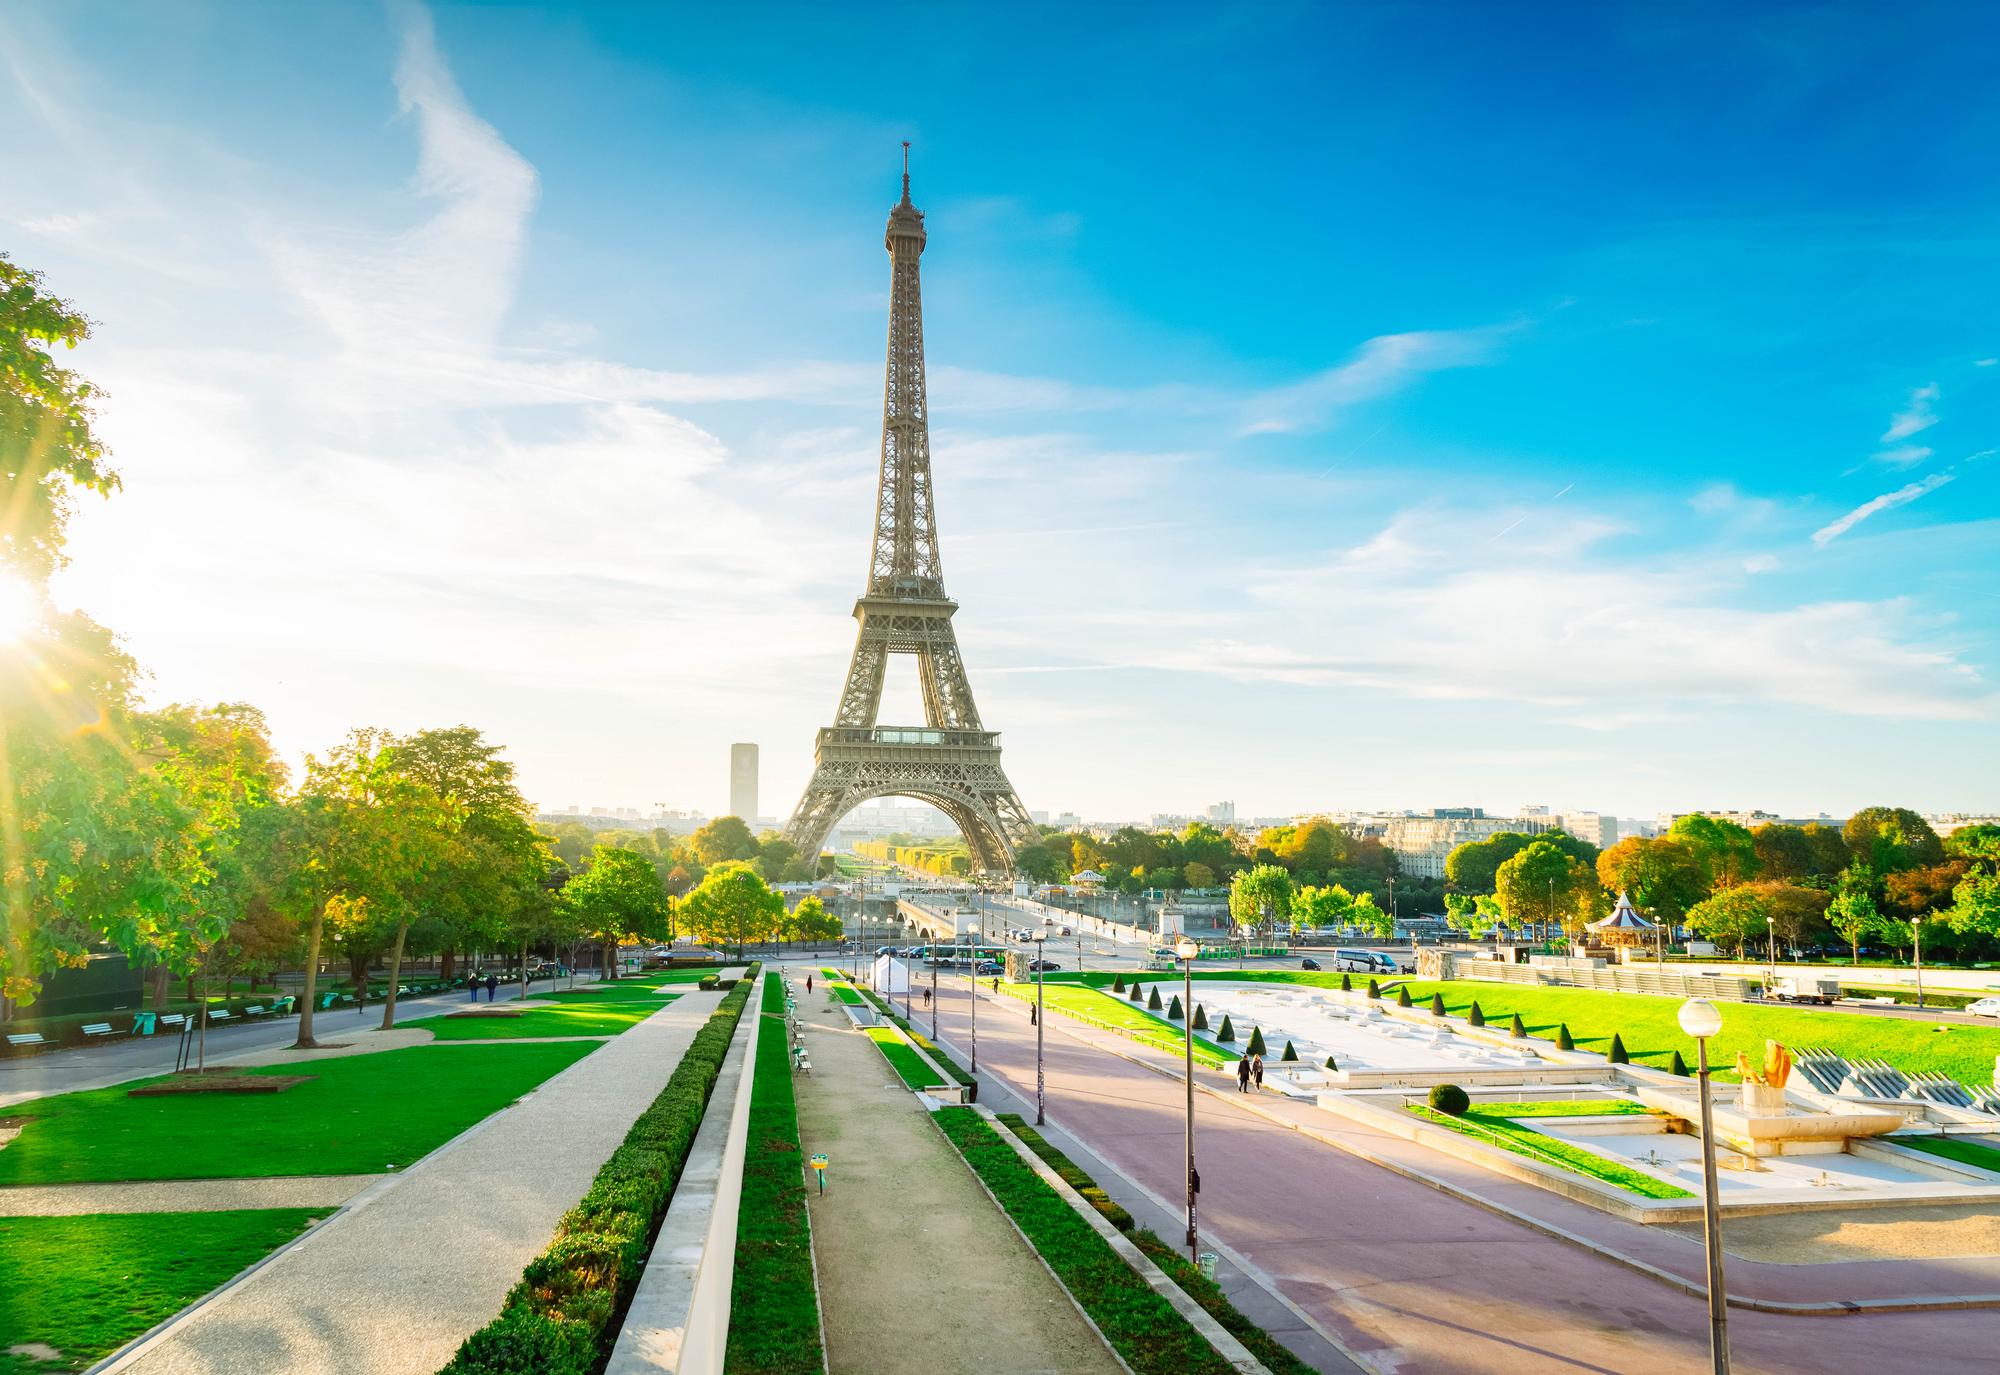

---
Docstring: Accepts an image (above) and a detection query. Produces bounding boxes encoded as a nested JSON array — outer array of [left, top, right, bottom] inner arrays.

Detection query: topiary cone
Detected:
[[1609, 1033, 1629, 1064], [1193, 1004, 1209, 1030], [1148, 987, 1163, 1011], [1324, 1054, 1339, 1070], [1246, 1026, 1267, 1056], [1510, 1013, 1526, 1038], [1430, 993, 1445, 1016], [1281, 1040, 1298, 1061], [1671, 1049, 1690, 1076], [1557, 1023, 1574, 1051], [1218, 1014, 1236, 1043], [1396, 986, 1413, 1008], [1168, 994, 1184, 1021], [1111, 974, 1126, 993], [1469, 1001, 1485, 1027], [1129, 981, 1142, 1001], [1340, 973, 1352, 991], [1367, 979, 1381, 999]]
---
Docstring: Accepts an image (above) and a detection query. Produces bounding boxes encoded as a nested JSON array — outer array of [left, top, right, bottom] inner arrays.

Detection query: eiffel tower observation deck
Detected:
[[782, 149, 1037, 874]]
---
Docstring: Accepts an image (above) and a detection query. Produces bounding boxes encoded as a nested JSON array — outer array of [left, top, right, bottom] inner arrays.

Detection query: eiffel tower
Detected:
[[783, 150, 1037, 873]]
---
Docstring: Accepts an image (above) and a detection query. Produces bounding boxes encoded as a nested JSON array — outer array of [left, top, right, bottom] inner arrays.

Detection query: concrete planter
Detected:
[[1739, 1081, 1788, 1116]]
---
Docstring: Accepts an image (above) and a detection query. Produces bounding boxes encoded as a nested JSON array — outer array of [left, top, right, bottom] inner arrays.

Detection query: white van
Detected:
[[1334, 949, 1401, 975]]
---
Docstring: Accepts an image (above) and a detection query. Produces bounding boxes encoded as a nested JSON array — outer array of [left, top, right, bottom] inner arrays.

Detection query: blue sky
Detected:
[[5, 1, 1996, 821]]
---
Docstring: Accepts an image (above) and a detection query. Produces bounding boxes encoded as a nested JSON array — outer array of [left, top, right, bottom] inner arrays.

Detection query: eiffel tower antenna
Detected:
[[782, 155, 1036, 873]]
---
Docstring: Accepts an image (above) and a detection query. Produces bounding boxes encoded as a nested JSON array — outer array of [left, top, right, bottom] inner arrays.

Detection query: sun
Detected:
[[0, 573, 43, 646]]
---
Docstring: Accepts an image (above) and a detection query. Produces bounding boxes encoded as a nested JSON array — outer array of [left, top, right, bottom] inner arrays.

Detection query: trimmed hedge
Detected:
[[934, 1108, 1234, 1375], [724, 975, 823, 1374], [440, 966, 760, 1374], [996, 1114, 1135, 1231], [857, 988, 974, 1090]]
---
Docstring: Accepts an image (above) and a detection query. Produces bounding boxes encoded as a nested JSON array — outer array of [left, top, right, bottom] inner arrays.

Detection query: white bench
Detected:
[[158, 1013, 187, 1031], [6, 1032, 48, 1049], [205, 1008, 234, 1025], [82, 1022, 118, 1039], [243, 1004, 267, 1017]]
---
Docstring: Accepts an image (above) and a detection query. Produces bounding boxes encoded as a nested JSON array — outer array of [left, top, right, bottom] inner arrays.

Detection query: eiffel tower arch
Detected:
[[783, 151, 1037, 874]]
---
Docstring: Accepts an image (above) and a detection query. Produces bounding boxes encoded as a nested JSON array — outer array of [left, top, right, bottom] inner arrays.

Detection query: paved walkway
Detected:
[[0, 1174, 382, 1216], [927, 980, 2000, 1375], [791, 987, 1123, 1375], [101, 989, 725, 1375]]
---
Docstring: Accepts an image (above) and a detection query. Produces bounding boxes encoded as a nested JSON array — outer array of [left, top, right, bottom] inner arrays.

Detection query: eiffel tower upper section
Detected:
[[782, 150, 1036, 872]]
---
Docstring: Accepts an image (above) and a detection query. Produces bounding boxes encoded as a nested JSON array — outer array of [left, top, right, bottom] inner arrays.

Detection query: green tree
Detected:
[[1444, 832, 1534, 893], [1595, 837, 1706, 927], [1666, 815, 1759, 890], [1228, 864, 1293, 932], [1495, 841, 1598, 938], [1292, 883, 1355, 929], [680, 861, 783, 959], [1800, 823, 1852, 879], [562, 845, 670, 978], [1685, 886, 1769, 957], [1843, 806, 1945, 875], [785, 894, 842, 945], [1825, 866, 1882, 965], [1182, 861, 1216, 889], [690, 815, 759, 865], [1349, 892, 1393, 938], [1751, 824, 1813, 882]]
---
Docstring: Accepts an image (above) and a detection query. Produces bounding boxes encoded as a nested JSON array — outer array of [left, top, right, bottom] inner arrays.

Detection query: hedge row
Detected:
[[993, 1113, 1316, 1375], [723, 974, 823, 1374], [439, 966, 761, 1375], [933, 1107, 1235, 1375], [866, 1027, 945, 1090]]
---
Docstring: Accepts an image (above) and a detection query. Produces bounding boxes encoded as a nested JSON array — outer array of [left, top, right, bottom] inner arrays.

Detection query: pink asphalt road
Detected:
[[923, 980, 1994, 1375]]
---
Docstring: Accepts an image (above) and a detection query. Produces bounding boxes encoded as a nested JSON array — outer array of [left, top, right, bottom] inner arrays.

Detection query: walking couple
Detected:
[[1235, 1053, 1264, 1092]]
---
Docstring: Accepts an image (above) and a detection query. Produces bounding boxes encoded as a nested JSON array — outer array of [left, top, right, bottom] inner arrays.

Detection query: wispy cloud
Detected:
[[1240, 325, 1514, 435], [1881, 382, 1939, 442], [1812, 472, 1956, 546]]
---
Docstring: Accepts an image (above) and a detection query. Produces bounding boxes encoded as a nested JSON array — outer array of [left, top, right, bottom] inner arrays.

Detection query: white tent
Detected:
[[871, 952, 914, 994]]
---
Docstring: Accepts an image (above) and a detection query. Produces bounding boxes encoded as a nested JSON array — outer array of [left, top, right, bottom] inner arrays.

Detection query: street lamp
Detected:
[[1914, 913, 1927, 1011], [1031, 929, 1048, 1125], [1677, 996, 1730, 1375], [1764, 914, 1777, 989], [1174, 933, 1202, 1260]]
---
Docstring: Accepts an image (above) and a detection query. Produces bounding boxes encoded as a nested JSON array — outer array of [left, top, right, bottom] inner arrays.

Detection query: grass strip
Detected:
[[1406, 1105, 1692, 1199], [440, 967, 761, 1375], [1470, 1099, 1651, 1118], [1891, 1134, 2000, 1176], [0, 1209, 324, 1369], [933, 1108, 1235, 1375], [723, 974, 823, 1375], [856, 988, 977, 1089], [994, 982, 1232, 1067], [865, 1027, 944, 1090], [406, 994, 673, 1041], [988, 1114, 1314, 1375], [0, 1042, 594, 1185]]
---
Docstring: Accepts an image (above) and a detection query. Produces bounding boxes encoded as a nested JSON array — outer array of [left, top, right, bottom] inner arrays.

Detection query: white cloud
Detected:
[[1873, 444, 1933, 469], [1881, 382, 1939, 442], [1811, 472, 1956, 547], [1240, 326, 1513, 435]]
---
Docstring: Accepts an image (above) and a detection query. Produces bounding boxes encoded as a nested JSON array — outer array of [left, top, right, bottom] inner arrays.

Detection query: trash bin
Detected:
[[1198, 1251, 1219, 1281]]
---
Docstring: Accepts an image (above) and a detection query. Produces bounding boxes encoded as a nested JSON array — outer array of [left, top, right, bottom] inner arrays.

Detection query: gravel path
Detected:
[[793, 990, 1123, 1375], [100, 988, 727, 1375], [0, 1174, 382, 1216]]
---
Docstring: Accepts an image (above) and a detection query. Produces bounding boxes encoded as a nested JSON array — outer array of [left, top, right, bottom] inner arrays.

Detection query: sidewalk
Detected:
[[790, 987, 1124, 1375], [101, 988, 725, 1375]]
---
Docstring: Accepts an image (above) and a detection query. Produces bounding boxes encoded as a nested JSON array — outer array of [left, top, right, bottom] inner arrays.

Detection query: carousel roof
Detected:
[[1589, 890, 1656, 931]]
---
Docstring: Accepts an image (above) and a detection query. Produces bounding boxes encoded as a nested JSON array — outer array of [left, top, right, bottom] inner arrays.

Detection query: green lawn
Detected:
[[826, 982, 864, 1006], [1407, 1103, 1692, 1199], [865, 1027, 944, 1089], [1892, 1134, 2000, 1177], [0, 1042, 594, 1185], [724, 976, 823, 1375], [1073, 969, 2000, 1088], [403, 985, 677, 1040], [995, 982, 1233, 1067], [0, 1209, 323, 1371]]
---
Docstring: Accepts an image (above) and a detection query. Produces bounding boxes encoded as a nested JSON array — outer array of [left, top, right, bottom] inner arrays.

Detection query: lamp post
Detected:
[[1031, 929, 1048, 1125], [1914, 914, 1926, 1011], [1678, 996, 1730, 1375], [1765, 914, 1777, 990], [1174, 934, 1202, 1260], [968, 943, 978, 1075]]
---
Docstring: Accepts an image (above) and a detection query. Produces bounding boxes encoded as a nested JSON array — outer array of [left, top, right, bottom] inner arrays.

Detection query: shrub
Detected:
[[1468, 1001, 1485, 1027], [1671, 1050, 1690, 1077], [1324, 1054, 1338, 1070], [1428, 1084, 1470, 1117], [1557, 1023, 1574, 1051], [1510, 1013, 1527, 1039], [1192, 1004, 1209, 1031], [698, 974, 720, 991], [1217, 1015, 1236, 1043], [1340, 973, 1352, 991], [1111, 974, 1126, 993], [1396, 986, 1413, 1008], [1245, 1027, 1267, 1057], [1165, 994, 1182, 1021], [1281, 1040, 1297, 1062], [443, 967, 760, 1374], [1148, 987, 1163, 1011], [1366, 979, 1380, 999], [1609, 1033, 1630, 1064], [1430, 993, 1445, 1016]]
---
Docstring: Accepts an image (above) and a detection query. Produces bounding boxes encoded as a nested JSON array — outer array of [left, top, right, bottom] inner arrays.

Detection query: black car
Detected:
[[1027, 958, 1062, 972], [1300, 957, 1321, 971]]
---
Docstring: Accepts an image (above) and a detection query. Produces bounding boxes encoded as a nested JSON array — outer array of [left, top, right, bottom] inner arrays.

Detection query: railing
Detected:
[[1446, 954, 1754, 1001], [817, 726, 997, 749]]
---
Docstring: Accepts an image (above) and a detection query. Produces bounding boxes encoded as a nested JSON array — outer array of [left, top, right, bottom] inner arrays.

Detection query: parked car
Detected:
[[1967, 996, 2000, 1019], [1058, 926, 1073, 936], [975, 960, 1002, 976], [1300, 957, 1321, 971], [1333, 948, 1400, 975], [1027, 959, 1062, 972]]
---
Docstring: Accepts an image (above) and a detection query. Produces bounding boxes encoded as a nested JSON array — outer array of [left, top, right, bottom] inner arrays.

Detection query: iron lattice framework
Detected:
[[783, 154, 1037, 873]]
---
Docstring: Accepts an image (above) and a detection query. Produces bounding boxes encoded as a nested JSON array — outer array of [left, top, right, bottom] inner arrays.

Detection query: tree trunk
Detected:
[[151, 965, 171, 1011], [294, 909, 326, 1049], [519, 942, 529, 1003], [196, 958, 210, 1073], [439, 947, 456, 981], [380, 921, 410, 1031]]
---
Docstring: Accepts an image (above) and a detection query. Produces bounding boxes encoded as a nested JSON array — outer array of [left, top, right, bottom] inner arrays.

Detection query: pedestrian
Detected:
[[468, 976, 478, 1003], [923, 987, 932, 1007], [991, 977, 1000, 993], [806, 974, 814, 994], [485, 973, 498, 1002], [1251, 1054, 1265, 1090], [1236, 1056, 1251, 1093]]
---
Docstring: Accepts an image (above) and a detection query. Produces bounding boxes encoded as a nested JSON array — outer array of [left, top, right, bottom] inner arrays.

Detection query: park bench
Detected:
[[243, 1005, 267, 1018], [270, 996, 295, 1016], [319, 993, 339, 1010], [205, 1008, 235, 1025], [82, 1022, 119, 1040], [792, 1045, 812, 1075], [6, 1032, 48, 1049], [157, 1014, 187, 1032]]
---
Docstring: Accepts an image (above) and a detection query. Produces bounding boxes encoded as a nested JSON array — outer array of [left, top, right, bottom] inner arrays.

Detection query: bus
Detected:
[[914, 943, 1006, 969]]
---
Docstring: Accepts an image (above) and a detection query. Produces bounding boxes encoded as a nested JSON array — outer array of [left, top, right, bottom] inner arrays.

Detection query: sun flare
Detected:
[[0, 573, 42, 646]]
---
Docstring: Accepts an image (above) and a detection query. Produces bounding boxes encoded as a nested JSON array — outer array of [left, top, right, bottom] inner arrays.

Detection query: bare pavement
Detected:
[[912, 973, 1998, 1375]]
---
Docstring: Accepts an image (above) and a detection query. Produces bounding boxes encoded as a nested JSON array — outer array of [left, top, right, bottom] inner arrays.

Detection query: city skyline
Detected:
[[7, 2, 1999, 821]]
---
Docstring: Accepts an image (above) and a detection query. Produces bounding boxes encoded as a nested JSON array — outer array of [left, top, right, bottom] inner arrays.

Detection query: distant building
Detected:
[[729, 743, 758, 823], [1206, 801, 1236, 824], [1561, 812, 1619, 849], [1382, 809, 1554, 880]]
